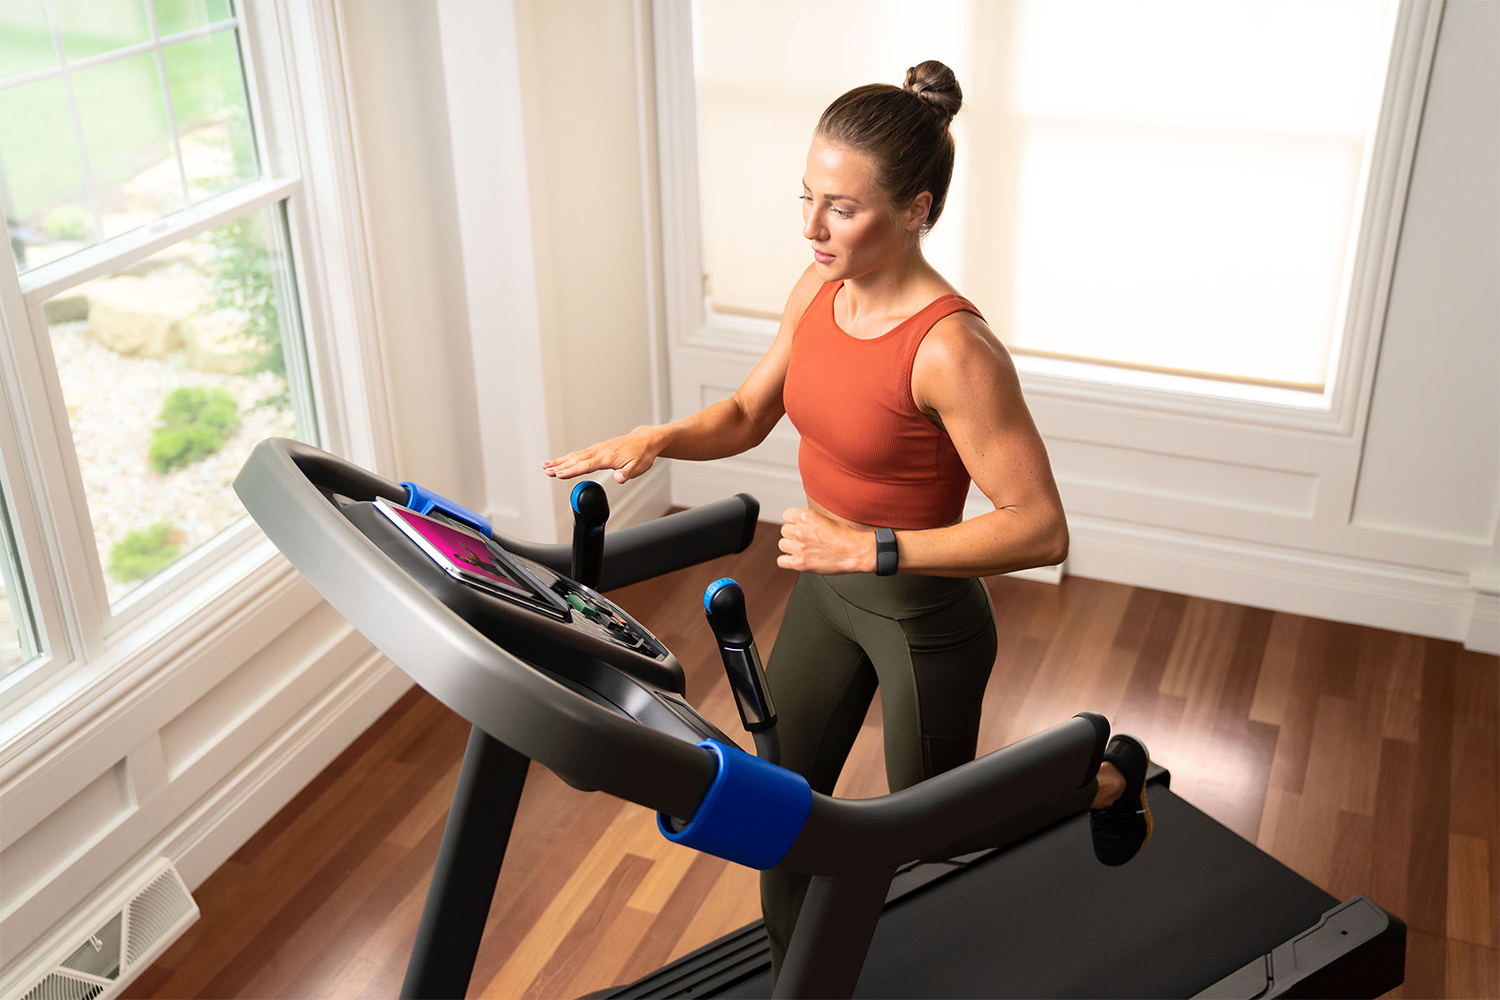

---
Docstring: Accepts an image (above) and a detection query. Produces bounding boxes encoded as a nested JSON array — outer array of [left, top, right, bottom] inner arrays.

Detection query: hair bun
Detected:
[[903, 60, 962, 125]]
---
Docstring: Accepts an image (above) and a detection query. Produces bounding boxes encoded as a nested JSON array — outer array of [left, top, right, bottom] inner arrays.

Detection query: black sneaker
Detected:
[[1090, 734, 1152, 866]]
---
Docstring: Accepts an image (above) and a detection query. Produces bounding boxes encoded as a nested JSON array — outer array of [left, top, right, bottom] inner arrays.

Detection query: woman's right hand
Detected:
[[541, 426, 663, 484]]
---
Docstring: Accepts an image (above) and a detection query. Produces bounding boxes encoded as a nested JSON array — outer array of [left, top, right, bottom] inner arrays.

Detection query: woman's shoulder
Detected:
[[919, 307, 1005, 369]]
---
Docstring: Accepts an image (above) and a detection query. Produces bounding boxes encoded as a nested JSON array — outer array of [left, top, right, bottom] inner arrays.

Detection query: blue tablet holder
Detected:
[[401, 481, 493, 538]]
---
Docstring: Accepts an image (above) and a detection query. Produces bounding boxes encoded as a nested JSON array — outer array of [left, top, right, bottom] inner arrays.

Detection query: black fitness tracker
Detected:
[[874, 527, 898, 576]]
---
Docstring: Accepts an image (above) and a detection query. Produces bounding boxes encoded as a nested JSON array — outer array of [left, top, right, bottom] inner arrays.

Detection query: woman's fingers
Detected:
[[543, 431, 658, 482]]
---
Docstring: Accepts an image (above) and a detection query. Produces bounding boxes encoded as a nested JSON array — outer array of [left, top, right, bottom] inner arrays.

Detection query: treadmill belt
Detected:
[[718, 787, 1339, 998]]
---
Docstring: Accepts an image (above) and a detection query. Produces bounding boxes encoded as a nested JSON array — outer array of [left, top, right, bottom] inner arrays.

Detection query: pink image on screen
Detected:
[[390, 506, 524, 594]]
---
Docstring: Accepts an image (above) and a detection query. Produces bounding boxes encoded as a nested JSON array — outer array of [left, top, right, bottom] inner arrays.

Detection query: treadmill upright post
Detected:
[[401, 725, 530, 999], [774, 870, 894, 999]]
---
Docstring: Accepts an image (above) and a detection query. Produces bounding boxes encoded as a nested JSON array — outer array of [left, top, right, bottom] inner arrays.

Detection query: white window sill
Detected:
[[1011, 351, 1352, 432]]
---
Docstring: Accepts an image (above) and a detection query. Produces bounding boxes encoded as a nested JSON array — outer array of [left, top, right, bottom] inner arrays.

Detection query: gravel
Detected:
[[51, 320, 297, 604]]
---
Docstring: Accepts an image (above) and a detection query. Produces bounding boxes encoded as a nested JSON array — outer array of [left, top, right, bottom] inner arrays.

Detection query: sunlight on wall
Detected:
[[696, 0, 1398, 389]]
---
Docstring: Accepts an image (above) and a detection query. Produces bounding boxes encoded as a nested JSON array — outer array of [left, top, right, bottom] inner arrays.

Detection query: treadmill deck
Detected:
[[611, 782, 1402, 998]]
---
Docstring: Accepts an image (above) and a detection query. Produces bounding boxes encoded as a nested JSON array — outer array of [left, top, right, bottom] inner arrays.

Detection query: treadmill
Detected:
[[233, 438, 1405, 999]]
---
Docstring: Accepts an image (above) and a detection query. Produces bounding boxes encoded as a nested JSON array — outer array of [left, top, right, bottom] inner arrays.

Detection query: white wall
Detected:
[[338, 0, 484, 508], [508, 0, 673, 533]]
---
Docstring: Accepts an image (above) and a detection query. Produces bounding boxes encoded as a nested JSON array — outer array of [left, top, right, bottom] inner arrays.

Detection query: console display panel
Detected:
[[372, 497, 568, 617]]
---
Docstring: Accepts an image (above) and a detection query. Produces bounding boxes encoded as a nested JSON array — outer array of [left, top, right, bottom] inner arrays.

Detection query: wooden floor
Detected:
[[125, 526, 1499, 999]]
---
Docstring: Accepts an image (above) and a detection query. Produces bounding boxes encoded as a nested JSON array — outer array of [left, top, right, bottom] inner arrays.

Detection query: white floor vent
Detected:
[[15, 860, 199, 1000]]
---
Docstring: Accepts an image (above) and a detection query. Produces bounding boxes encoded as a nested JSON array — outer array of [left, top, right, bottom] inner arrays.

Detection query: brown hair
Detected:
[[814, 60, 963, 233]]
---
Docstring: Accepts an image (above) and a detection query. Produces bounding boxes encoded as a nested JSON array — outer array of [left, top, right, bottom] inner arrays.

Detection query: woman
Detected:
[[544, 61, 1150, 974]]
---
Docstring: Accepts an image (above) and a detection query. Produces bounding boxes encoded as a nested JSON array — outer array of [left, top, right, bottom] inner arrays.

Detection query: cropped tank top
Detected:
[[783, 281, 983, 530]]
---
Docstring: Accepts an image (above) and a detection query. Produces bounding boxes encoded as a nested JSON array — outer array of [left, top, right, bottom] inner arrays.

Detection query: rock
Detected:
[[183, 310, 257, 374], [43, 295, 89, 324], [86, 270, 206, 359]]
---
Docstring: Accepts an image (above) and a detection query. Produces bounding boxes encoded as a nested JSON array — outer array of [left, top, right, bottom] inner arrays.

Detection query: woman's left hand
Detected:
[[778, 508, 872, 574]]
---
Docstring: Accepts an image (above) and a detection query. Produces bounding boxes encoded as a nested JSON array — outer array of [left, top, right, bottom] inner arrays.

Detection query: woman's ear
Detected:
[[906, 191, 933, 232]]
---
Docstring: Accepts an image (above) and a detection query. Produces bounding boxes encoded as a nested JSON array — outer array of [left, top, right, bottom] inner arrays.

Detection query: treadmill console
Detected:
[[340, 497, 731, 751], [371, 497, 666, 659]]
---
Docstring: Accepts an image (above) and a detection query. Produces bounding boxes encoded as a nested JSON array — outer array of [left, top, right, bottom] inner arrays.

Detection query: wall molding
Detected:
[[0, 648, 409, 986], [1068, 512, 1493, 652], [679, 459, 1495, 653]]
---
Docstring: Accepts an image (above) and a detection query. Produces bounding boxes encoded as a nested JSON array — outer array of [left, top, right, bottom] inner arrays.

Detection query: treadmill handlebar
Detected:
[[787, 713, 1105, 875], [238, 439, 1110, 878], [501, 494, 760, 592]]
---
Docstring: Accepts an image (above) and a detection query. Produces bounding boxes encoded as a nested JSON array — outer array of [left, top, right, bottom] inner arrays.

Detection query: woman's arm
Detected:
[[543, 265, 823, 482], [776, 313, 1067, 577], [888, 313, 1068, 576]]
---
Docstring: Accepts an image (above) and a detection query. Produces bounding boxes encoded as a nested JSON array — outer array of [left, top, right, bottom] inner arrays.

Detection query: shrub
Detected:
[[109, 522, 182, 581], [150, 386, 241, 472], [205, 217, 282, 380]]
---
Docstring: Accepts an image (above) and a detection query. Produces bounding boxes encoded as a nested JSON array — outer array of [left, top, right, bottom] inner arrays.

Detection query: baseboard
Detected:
[[1068, 513, 1491, 649], [1465, 587, 1499, 656]]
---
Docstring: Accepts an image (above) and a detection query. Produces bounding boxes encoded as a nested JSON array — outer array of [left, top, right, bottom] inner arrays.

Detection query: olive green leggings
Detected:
[[759, 569, 1000, 975]]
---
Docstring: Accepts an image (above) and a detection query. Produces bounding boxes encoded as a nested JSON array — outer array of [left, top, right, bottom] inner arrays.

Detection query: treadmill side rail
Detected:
[[1193, 895, 1407, 1000]]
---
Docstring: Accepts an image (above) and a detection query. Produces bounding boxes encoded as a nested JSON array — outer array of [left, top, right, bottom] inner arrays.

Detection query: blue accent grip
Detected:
[[572, 482, 605, 536], [400, 481, 492, 538], [704, 577, 739, 614], [657, 739, 811, 870]]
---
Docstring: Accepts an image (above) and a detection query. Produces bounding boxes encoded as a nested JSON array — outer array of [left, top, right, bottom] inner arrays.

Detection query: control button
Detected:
[[564, 593, 598, 619]]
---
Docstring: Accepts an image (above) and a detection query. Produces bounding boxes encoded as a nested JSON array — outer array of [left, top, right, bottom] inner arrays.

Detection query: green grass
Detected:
[[0, 10, 250, 225]]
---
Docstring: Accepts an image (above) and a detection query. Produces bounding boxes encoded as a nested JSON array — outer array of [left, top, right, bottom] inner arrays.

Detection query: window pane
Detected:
[[163, 28, 257, 201], [72, 50, 184, 239], [54, 0, 151, 63], [153, 0, 232, 37], [0, 76, 97, 271], [44, 204, 308, 604], [0, 0, 57, 80]]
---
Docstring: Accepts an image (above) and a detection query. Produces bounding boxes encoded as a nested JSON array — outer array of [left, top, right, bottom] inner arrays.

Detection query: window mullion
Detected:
[[17, 175, 301, 304], [39, 0, 106, 251], [143, 1, 194, 212]]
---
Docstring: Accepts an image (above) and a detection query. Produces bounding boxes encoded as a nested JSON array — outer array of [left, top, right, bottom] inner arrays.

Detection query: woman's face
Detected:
[[801, 137, 924, 281]]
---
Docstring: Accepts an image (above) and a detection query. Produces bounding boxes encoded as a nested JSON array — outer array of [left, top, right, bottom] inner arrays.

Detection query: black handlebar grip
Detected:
[[704, 579, 776, 733], [570, 481, 609, 588]]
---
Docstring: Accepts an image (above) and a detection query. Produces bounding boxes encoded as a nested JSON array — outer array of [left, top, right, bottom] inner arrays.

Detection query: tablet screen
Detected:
[[378, 499, 537, 601]]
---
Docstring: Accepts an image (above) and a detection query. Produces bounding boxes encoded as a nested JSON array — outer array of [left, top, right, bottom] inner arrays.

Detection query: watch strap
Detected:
[[874, 527, 898, 576]]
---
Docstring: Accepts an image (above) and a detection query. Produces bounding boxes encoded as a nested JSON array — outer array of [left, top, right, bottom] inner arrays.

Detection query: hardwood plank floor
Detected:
[[125, 526, 1500, 999]]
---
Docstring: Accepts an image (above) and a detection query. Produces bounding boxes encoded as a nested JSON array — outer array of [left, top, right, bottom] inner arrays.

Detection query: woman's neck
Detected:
[[839, 248, 941, 322]]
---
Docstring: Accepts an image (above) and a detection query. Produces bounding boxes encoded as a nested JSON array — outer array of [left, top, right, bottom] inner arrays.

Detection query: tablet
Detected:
[[372, 496, 568, 618]]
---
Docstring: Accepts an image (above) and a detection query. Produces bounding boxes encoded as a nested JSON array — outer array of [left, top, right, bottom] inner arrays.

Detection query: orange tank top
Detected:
[[783, 281, 982, 530]]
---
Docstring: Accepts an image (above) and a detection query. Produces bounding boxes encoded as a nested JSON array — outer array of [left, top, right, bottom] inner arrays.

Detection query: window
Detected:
[[693, 0, 1400, 402], [0, 0, 319, 704]]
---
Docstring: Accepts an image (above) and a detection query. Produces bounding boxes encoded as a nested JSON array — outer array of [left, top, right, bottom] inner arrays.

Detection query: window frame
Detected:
[[657, 0, 1446, 437], [0, 0, 396, 762]]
